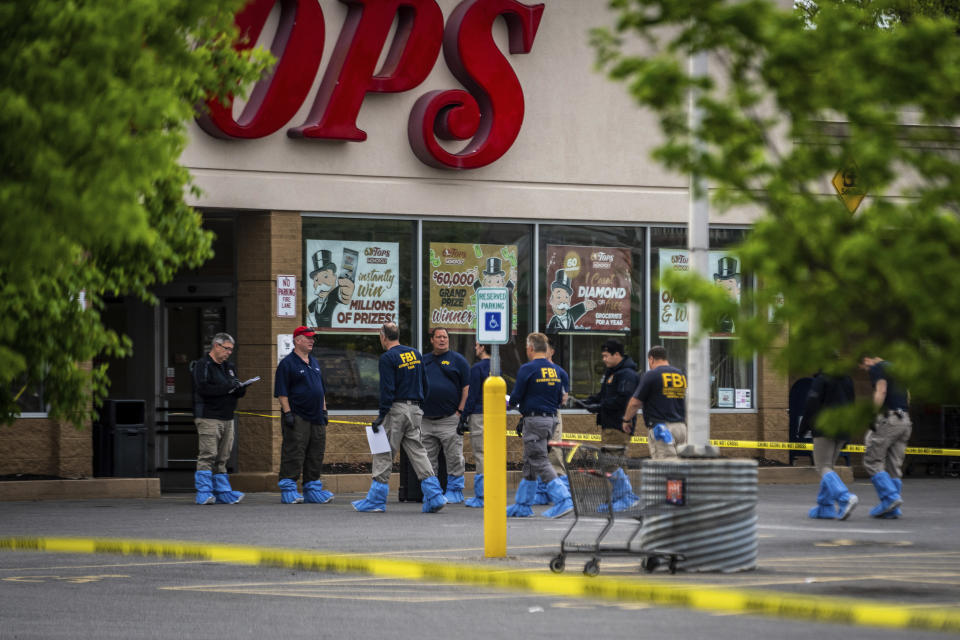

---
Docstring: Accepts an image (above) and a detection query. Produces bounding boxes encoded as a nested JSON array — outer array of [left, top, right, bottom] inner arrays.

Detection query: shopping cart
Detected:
[[548, 442, 686, 576]]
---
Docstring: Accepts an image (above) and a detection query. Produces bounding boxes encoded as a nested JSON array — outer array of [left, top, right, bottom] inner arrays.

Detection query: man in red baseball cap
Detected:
[[273, 326, 333, 504]]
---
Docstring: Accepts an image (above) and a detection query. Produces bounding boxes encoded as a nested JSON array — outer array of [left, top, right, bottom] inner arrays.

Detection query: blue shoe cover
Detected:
[[869, 471, 902, 517], [542, 477, 574, 518], [304, 480, 334, 504], [420, 476, 448, 513], [610, 469, 640, 512], [212, 473, 244, 504], [194, 470, 215, 505], [444, 475, 465, 504], [278, 478, 304, 504], [808, 477, 838, 518], [351, 480, 389, 512], [506, 478, 536, 517], [881, 478, 903, 518], [823, 471, 857, 520], [532, 478, 551, 505], [465, 474, 484, 508]]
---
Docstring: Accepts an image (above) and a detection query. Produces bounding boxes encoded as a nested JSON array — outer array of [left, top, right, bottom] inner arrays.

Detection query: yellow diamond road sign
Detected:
[[832, 164, 865, 213]]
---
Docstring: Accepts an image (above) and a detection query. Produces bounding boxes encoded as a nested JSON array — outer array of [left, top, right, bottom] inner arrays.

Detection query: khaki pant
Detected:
[[646, 421, 687, 459], [421, 414, 465, 476], [547, 414, 564, 476], [864, 413, 912, 478], [601, 426, 631, 454], [813, 437, 847, 476], [195, 418, 234, 474], [372, 402, 434, 484], [468, 414, 484, 474]]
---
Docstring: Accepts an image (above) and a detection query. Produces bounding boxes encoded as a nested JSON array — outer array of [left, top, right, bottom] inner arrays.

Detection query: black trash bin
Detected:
[[94, 399, 148, 478]]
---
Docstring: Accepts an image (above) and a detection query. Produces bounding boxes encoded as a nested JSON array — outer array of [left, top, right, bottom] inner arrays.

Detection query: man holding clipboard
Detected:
[[352, 322, 447, 514], [191, 332, 251, 505]]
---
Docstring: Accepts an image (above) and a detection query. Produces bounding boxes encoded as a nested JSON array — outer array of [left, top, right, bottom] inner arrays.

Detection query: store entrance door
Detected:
[[156, 299, 236, 491]]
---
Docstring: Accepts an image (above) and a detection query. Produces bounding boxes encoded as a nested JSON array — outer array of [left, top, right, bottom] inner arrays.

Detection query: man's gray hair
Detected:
[[212, 332, 235, 346]]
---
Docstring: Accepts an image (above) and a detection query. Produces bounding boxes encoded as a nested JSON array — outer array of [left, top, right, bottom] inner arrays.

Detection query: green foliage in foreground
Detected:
[[0, 1, 270, 425], [593, 0, 960, 434]]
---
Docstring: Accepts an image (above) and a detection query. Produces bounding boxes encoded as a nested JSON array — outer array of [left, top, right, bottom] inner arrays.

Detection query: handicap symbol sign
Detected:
[[485, 312, 500, 331]]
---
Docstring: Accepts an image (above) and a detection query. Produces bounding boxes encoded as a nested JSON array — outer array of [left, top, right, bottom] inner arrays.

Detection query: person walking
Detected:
[[622, 345, 687, 458], [421, 327, 470, 504], [191, 332, 247, 505], [581, 339, 641, 511], [859, 356, 911, 518], [274, 326, 334, 505], [533, 340, 570, 505], [352, 322, 446, 513], [802, 371, 858, 519], [459, 342, 490, 507], [505, 332, 574, 518]]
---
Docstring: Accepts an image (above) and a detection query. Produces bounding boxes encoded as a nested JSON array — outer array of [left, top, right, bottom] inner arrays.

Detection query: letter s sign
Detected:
[[408, 0, 543, 170], [196, 0, 544, 171]]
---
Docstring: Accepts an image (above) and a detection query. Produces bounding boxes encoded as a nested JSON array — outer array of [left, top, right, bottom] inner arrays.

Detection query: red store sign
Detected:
[[197, 0, 545, 170]]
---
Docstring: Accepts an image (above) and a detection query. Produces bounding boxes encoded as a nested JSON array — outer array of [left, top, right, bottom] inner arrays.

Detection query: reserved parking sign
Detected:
[[476, 287, 509, 344]]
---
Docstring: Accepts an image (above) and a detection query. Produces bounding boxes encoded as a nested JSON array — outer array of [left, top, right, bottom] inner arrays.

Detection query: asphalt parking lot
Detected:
[[1, 479, 958, 639]]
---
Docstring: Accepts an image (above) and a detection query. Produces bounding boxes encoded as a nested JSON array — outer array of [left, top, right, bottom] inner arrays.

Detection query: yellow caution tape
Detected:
[[2, 536, 958, 633], [232, 411, 370, 426], [174, 415, 958, 456], [228, 417, 960, 455], [546, 433, 960, 457]]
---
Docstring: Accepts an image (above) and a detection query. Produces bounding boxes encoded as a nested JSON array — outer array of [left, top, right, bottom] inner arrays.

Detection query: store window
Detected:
[[11, 376, 46, 417], [650, 226, 755, 409], [421, 221, 533, 386], [539, 225, 646, 404], [301, 216, 417, 410]]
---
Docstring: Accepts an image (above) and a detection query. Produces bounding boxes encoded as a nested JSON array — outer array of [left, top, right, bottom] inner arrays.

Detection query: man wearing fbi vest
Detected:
[[622, 345, 688, 458], [505, 332, 574, 518], [352, 322, 447, 514]]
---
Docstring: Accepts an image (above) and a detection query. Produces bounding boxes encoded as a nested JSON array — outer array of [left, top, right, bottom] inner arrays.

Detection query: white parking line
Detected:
[[758, 524, 912, 534]]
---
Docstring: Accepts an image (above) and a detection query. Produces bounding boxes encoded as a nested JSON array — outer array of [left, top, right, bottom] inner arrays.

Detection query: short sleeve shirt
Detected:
[[274, 352, 326, 423], [869, 361, 909, 412], [422, 350, 470, 417], [510, 358, 564, 415], [633, 364, 686, 426]]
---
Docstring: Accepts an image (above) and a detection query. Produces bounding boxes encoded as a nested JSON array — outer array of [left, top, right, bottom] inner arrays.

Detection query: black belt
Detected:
[[523, 412, 556, 418], [395, 399, 421, 406], [424, 413, 455, 420]]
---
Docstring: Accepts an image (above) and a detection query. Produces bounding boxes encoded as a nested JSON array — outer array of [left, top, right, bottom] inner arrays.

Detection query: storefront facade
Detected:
[[3, 0, 789, 486]]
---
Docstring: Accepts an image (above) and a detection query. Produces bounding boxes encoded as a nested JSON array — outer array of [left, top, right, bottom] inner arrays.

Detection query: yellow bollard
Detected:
[[483, 375, 507, 558]]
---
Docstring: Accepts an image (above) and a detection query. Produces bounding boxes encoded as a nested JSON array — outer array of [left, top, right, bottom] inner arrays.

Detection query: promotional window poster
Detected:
[[428, 243, 518, 334], [305, 240, 399, 332], [658, 249, 741, 336], [544, 245, 632, 332]]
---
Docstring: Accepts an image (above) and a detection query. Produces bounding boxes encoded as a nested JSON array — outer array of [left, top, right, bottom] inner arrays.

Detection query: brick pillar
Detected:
[[55, 420, 93, 478], [235, 211, 302, 474], [759, 347, 790, 464]]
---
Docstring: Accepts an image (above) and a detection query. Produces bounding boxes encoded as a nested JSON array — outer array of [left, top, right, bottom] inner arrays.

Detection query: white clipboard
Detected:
[[365, 426, 391, 455]]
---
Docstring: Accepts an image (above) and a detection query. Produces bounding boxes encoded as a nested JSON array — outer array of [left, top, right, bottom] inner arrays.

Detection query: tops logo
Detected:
[[197, 0, 545, 171], [364, 246, 391, 260], [591, 251, 614, 263]]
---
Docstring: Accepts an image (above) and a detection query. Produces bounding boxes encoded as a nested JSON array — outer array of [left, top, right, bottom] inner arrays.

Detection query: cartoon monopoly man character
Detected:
[[470, 257, 516, 293], [713, 256, 740, 333], [307, 249, 354, 328], [546, 268, 596, 331]]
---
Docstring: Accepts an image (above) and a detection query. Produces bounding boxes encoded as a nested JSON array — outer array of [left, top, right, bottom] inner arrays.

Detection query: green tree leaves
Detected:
[[0, 0, 270, 425], [593, 0, 960, 432]]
